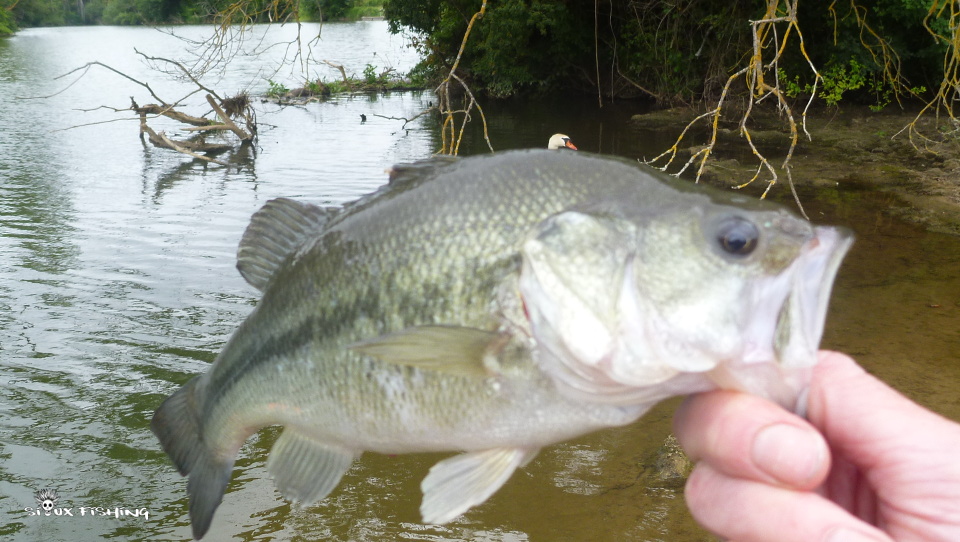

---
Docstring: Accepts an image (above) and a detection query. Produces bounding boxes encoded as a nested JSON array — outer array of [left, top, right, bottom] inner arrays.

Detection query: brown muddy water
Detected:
[[1, 25, 958, 542]]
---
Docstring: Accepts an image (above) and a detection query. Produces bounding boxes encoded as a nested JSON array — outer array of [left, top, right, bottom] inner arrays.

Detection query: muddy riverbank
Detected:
[[632, 105, 960, 236]]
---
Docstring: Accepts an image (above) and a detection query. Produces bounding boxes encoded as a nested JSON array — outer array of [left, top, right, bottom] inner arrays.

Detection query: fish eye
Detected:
[[716, 216, 759, 256]]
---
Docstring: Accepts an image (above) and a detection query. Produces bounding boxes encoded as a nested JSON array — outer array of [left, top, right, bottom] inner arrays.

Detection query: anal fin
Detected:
[[266, 429, 358, 506], [420, 447, 539, 524]]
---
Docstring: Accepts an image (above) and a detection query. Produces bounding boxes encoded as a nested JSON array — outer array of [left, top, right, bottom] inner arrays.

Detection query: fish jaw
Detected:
[[704, 224, 854, 412], [775, 225, 855, 370], [518, 204, 854, 410]]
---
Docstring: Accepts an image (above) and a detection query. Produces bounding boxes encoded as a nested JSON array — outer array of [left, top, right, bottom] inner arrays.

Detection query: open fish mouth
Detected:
[[708, 224, 855, 411], [774, 225, 855, 368], [520, 217, 854, 408]]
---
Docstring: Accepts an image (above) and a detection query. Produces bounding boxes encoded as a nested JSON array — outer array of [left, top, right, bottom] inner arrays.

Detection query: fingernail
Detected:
[[752, 423, 827, 486], [825, 526, 887, 542]]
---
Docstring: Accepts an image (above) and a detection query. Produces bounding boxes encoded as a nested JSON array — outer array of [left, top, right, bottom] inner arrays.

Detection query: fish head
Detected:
[[517, 187, 853, 410]]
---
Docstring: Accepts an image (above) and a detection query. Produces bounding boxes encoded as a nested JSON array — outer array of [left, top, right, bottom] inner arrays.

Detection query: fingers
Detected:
[[684, 462, 894, 542], [809, 351, 960, 536], [673, 383, 891, 542], [677, 350, 960, 541], [808, 351, 960, 472], [673, 389, 830, 490]]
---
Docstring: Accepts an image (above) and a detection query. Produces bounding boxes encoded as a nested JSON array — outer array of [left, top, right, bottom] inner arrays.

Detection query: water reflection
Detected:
[[0, 21, 958, 542], [0, 22, 439, 542]]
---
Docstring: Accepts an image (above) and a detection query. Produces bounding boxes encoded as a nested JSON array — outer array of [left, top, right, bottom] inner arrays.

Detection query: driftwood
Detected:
[[206, 94, 252, 141], [133, 101, 232, 166], [158, 132, 231, 166], [181, 124, 236, 132], [133, 103, 215, 127], [131, 93, 253, 165], [54, 57, 256, 167], [321, 60, 351, 90]]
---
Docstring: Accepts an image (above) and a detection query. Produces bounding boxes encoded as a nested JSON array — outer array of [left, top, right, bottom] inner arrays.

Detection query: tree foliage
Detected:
[[385, 0, 951, 104], [1, 0, 17, 34], [6, 0, 374, 27], [640, 0, 960, 214], [7, 0, 958, 112]]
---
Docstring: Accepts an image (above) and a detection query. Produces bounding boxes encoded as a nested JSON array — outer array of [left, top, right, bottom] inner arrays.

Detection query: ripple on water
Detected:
[[1, 22, 446, 542], [6, 20, 959, 542]]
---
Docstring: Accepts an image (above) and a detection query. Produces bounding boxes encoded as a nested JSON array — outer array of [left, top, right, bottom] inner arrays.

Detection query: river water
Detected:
[[1, 23, 958, 542]]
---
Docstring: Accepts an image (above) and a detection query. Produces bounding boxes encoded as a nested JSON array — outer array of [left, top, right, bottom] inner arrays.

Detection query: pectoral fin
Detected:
[[266, 429, 358, 506], [420, 447, 539, 524], [349, 325, 498, 378]]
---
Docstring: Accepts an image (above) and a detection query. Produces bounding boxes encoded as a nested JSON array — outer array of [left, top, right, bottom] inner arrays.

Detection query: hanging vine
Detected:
[[435, 0, 494, 155], [896, 0, 960, 150], [645, 0, 818, 217]]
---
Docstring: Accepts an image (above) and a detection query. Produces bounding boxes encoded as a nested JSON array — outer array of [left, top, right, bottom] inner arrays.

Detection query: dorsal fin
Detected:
[[237, 198, 336, 291], [386, 155, 460, 187]]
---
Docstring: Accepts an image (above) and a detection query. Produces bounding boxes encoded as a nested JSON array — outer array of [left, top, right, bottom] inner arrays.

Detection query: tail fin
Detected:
[[152, 377, 235, 540]]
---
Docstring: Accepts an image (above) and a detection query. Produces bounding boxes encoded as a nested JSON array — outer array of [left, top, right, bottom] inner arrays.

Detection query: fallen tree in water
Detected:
[[130, 93, 254, 166], [54, 51, 256, 167]]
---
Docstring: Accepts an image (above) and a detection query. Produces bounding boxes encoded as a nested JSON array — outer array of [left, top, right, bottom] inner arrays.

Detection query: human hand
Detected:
[[673, 350, 960, 542]]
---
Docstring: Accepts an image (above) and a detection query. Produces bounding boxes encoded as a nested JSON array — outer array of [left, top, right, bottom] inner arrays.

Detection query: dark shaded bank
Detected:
[[631, 106, 960, 236]]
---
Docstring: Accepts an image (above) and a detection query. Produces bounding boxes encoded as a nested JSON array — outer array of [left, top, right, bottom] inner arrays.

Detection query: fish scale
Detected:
[[152, 149, 852, 539]]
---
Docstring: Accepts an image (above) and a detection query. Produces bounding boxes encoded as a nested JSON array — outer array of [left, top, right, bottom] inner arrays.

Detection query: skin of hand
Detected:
[[673, 350, 960, 542]]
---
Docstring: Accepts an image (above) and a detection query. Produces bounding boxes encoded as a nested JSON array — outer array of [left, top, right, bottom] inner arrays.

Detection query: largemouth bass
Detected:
[[152, 150, 853, 539]]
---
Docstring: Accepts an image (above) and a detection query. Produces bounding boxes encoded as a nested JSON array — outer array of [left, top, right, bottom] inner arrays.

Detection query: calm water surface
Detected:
[[1, 23, 958, 542]]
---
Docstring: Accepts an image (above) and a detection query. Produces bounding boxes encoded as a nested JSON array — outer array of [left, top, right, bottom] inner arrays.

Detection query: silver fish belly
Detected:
[[151, 150, 852, 539]]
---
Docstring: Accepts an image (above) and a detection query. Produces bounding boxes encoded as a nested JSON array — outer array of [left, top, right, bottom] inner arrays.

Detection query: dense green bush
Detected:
[[384, 0, 949, 104], [4, 0, 952, 109], [7, 0, 379, 27], [781, 0, 943, 108], [100, 0, 171, 24], [1, 5, 16, 34], [12, 0, 70, 26], [387, 0, 555, 97], [384, 0, 760, 101]]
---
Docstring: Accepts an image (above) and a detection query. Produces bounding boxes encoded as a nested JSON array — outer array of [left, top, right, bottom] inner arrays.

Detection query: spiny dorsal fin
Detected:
[[349, 325, 498, 378], [237, 198, 336, 291], [420, 447, 539, 524], [386, 155, 460, 187]]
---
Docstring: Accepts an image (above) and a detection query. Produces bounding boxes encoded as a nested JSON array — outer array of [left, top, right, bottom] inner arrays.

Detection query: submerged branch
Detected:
[[51, 57, 256, 166], [206, 94, 252, 141], [134, 102, 215, 127], [321, 60, 352, 90], [372, 106, 438, 131], [158, 132, 232, 166], [47, 55, 258, 168]]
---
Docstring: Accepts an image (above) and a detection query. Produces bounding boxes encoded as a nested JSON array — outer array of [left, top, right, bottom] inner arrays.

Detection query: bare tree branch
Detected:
[[645, 0, 814, 219]]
